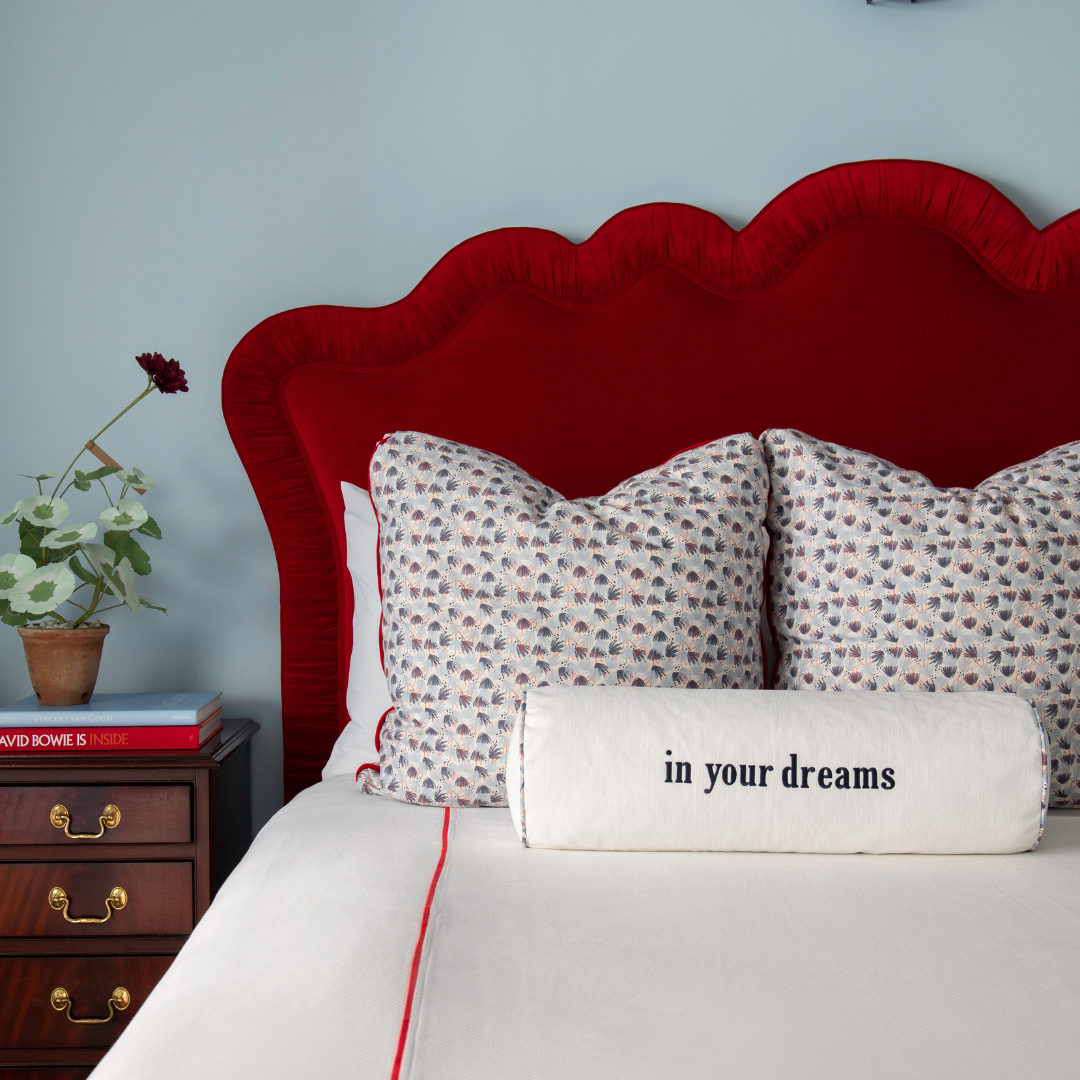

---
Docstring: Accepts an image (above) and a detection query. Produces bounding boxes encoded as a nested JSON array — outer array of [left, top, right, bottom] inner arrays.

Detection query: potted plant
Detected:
[[0, 353, 188, 705]]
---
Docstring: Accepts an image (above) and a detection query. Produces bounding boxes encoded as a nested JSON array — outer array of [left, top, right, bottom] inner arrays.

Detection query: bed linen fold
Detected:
[[90, 777, 447, 1080]]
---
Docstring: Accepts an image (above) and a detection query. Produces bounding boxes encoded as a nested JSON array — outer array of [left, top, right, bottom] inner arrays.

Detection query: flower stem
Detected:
[[86, 602, 125, 615], [72, 574, 106, 628], [50, 379, 155, 499]]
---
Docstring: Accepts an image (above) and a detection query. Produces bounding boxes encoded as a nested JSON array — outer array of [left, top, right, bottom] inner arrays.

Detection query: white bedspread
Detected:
[[92, 776, 1080, 1080]]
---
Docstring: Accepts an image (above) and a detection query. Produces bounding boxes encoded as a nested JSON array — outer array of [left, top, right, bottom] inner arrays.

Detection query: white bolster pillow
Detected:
[[508, 687, 1047, 854]]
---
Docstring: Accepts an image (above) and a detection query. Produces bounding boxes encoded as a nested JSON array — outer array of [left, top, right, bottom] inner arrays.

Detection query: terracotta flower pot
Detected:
[[16, 625, 111, 706]]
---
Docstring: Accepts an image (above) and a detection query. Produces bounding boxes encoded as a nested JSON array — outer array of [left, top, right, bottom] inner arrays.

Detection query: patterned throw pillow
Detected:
[[763, 430, 1080, 806], [363, 431, 769, 806]]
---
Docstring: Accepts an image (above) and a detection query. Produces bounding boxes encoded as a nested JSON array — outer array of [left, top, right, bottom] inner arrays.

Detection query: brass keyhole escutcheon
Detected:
[[49, 803, 121, 839], [50, 985, 130, 1024], [49, 885, 128, 924]]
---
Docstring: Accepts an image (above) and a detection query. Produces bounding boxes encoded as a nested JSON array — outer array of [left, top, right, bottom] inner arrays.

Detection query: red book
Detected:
[[0, 710, 222, 753]]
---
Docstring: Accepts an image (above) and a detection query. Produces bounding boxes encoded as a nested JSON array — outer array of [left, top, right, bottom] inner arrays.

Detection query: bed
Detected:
[[90, 160, 1080, 1079]]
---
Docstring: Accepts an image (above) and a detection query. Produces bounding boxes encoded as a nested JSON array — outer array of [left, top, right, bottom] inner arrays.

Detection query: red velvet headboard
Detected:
[[222, 159, 1080, 801]]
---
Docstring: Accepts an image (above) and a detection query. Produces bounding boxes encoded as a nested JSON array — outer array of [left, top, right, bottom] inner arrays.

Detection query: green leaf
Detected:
[[72, 477, 92, 492], [136, 593, 167, 614], [136, 515, 162, 540], [35, 525, 81, 562], [97, 563, 127, 604], [20, 473, 56, 482], [68, 555, 100, 586], [93, 554, 142, 613], [115, 557, 141, 614], [83, 465, 121, 481], [0, 598, 32, 625], [106, 532, 151, 576], [83, 543, 116, 571], [18, 518, 45, 566]]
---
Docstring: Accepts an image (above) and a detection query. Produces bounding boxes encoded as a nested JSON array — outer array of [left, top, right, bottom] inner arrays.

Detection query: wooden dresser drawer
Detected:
[[0, 1071, 93, 1080], [0, 862, 193, 937], [0, 720, 257, 1068], [0, 955, 173, 1048], [0, 785, 191, 845]]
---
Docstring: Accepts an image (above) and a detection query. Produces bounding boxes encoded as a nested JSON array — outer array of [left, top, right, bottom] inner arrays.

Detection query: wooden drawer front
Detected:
[[0, 786, 191, 845], [0, 862, 193, 937], [0, 1072, 92, 1080], [0, 955, 173, 1048]]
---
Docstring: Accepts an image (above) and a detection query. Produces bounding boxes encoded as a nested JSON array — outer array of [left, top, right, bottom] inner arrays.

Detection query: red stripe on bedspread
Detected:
[[391, 807, 452, 1080]]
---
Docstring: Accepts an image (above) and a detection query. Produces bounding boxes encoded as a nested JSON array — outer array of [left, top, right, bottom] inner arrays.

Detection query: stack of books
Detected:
[[0, 691, 222, 753]]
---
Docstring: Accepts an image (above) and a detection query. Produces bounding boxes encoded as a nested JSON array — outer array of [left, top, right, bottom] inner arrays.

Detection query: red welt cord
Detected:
[[390, 807, 451, 1080]]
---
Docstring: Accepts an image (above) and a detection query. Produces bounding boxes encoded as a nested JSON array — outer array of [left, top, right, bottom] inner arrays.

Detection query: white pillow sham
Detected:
[[321, 481, 392, 780]]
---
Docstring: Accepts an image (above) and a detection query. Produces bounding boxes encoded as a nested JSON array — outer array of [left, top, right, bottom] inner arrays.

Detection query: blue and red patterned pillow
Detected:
[[763, 429, 1080, 807], [362, 431, 769, 806]]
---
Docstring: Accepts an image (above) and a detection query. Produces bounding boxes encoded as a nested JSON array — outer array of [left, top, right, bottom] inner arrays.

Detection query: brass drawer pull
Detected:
[[48, 885, 128, 924], [50, 802, 121, 839], [50, 986, 130, 1024]]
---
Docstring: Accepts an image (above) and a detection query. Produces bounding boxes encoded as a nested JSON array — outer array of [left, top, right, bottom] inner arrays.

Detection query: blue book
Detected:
[[0, 691, 222, 727]]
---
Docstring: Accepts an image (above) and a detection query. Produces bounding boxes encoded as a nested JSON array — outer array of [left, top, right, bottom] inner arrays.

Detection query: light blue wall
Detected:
[[2, 0, 1078, 831]]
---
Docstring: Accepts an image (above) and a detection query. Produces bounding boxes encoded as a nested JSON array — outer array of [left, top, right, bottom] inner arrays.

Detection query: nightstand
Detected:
[[0, 717, 259, 1078]]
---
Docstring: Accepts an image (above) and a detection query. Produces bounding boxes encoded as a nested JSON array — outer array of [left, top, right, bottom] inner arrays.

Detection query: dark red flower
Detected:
[[136, 352, 189, 394]]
